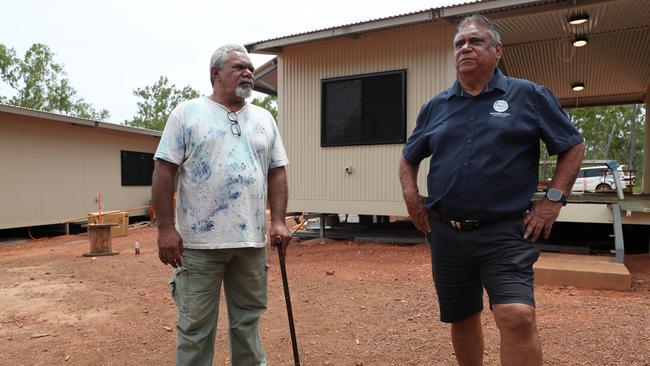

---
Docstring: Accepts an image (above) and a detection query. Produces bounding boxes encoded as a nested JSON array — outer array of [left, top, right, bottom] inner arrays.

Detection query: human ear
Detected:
[[211, 66, 221, 82], [495, 43, 503, 60]]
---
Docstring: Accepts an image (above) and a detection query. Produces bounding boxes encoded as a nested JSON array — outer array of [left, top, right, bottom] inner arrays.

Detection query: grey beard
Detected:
[[236, 85, 252, 99]]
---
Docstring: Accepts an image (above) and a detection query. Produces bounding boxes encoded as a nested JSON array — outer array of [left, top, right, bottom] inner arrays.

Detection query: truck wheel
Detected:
[[595, 183, 613, 192]]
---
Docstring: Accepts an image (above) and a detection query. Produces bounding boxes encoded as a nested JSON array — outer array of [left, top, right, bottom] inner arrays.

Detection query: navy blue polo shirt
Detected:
[[402, 69, 583, 220]]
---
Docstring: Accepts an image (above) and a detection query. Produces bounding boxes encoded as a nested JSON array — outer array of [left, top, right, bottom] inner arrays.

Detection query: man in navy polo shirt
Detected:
[[399, 15, 584, 366]]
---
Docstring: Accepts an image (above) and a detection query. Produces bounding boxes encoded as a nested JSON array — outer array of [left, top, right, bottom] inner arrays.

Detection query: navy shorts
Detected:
[[427, 217, 539, 323]]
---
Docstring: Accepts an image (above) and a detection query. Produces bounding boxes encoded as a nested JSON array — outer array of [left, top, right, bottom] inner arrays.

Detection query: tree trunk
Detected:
[[627, 104, 640, 170], [605, 118, 618, 159]]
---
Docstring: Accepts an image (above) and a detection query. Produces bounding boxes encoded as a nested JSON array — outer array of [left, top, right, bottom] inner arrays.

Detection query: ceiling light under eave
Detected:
[[573, 37, 588, 47], [569, 14, 589, 25], [572, 82, 585, 92]]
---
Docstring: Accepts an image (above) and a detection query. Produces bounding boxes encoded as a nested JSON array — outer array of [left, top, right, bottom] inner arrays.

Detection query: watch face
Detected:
[[547, 188, 562, 201]]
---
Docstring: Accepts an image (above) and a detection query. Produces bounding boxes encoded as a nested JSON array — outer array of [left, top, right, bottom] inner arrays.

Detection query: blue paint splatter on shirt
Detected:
[[175, 135, 184, 152], [181, 195, 190, 214], [192, 219, 214, 233], [191, 159, 212, 183], [253, 125, 265, 135], [213, 200, 230, 213], [209, 190, 242, 216], [226, 161, 247, 172], [254, 209, 262, 232], [226, 174, 256, 188], [255, 147, 265, 158], [185, 127, 194, 148]]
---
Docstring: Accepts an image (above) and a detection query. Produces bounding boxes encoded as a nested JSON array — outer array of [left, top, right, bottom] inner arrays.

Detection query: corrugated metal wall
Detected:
[[0, 113, 160, 229], [278, 22, 456, 216]]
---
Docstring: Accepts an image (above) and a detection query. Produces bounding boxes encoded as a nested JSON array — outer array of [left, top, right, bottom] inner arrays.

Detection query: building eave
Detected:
[[245, 0, 555, 54], [0, 103, 162, 137], [246, 10, 438, 54]]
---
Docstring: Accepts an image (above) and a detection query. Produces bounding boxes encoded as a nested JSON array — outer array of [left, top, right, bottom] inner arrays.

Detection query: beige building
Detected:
[[0, 104, 161, 229], [254, 21, 456, 216], [246, 0, 650, 219]]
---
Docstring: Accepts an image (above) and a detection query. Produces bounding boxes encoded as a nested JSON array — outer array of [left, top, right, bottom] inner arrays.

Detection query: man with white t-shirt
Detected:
[[152, 44, 291, 366]]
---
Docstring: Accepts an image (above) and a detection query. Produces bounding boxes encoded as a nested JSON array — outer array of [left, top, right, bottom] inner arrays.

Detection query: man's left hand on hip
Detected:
[[523, 199, 563, 241]]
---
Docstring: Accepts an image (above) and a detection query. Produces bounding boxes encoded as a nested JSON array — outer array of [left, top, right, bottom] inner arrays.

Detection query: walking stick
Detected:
[[275, 235, 301, 366]]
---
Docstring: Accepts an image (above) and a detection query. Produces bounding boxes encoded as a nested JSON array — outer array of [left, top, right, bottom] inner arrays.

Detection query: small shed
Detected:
[[0, 104, 161, 229]]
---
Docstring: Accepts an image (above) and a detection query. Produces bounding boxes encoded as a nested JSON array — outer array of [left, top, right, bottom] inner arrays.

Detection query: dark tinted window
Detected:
[[121, 150, 154, 186], [321, 70, 406, 147]]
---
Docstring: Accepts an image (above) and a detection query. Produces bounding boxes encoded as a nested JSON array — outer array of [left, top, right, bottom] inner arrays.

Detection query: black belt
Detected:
[[429, 211, 480, 231], [429, 211, 524, 231]]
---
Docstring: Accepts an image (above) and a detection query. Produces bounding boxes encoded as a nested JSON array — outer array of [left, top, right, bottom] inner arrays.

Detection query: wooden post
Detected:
[[83, 223, 119, 257]]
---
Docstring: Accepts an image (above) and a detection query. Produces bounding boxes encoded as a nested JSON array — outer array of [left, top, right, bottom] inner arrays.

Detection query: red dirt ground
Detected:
[[0, 227, 649, 365]]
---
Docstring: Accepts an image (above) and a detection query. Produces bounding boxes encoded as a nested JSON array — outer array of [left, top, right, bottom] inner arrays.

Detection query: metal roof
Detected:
[[246, 9, 438, 54], [248, 0, 650, 108], [0, 103, 162, 137], [252, 58, 278, 96], [496, 0, 650, 107], [245, 0, 554, 53]]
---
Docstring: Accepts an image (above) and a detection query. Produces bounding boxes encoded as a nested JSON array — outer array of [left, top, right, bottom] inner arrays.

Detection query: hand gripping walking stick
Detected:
[[275, 235, 301, 366]]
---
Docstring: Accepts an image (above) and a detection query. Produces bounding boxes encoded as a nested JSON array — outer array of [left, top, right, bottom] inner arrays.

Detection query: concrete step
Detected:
[[534, 253, 631, 290]]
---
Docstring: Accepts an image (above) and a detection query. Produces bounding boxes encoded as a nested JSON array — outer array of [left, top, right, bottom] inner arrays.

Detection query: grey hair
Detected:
[[209, 44, 248, 85], [455, 15, 502, 45]]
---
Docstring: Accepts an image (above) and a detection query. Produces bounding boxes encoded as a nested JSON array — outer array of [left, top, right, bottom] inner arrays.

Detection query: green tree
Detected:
[[0, 43, 109, 120], [538, 104, 646, 185], [251, 95, 278, 120], [124, 76, 200, 131], [567, 104, 646, 191], [568, 104, 645, 166]]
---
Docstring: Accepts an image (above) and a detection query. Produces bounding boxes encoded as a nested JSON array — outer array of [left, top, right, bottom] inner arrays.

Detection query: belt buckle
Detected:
[[464, 219, 480, 230], [450, 219, 479, 231]]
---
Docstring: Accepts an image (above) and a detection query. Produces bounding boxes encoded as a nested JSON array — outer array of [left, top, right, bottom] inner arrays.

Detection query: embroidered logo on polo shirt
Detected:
[[490, 100, 510, 118], [493, 100, 508, 112]]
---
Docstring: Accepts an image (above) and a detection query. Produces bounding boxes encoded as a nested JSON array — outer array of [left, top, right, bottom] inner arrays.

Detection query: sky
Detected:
[[2, 0, 466, 123]]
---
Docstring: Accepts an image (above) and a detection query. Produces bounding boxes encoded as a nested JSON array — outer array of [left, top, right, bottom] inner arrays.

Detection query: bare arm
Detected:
[[399, 156, 431, 234], [548, 142, 585, 194], [267, 166, 291, 256], [152, 159, 183, 268], [524, 142, 585, 241]]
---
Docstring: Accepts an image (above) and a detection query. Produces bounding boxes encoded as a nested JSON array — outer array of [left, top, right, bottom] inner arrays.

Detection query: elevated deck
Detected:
[[536, 192, 650, 225]]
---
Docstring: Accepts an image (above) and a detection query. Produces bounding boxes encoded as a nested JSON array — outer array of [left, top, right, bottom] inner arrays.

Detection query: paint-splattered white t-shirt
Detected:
[[154, 97, 288, 249]]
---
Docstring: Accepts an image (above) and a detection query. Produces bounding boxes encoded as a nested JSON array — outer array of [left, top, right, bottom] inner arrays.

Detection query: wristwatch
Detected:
[[545, 188, 568, 206]]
